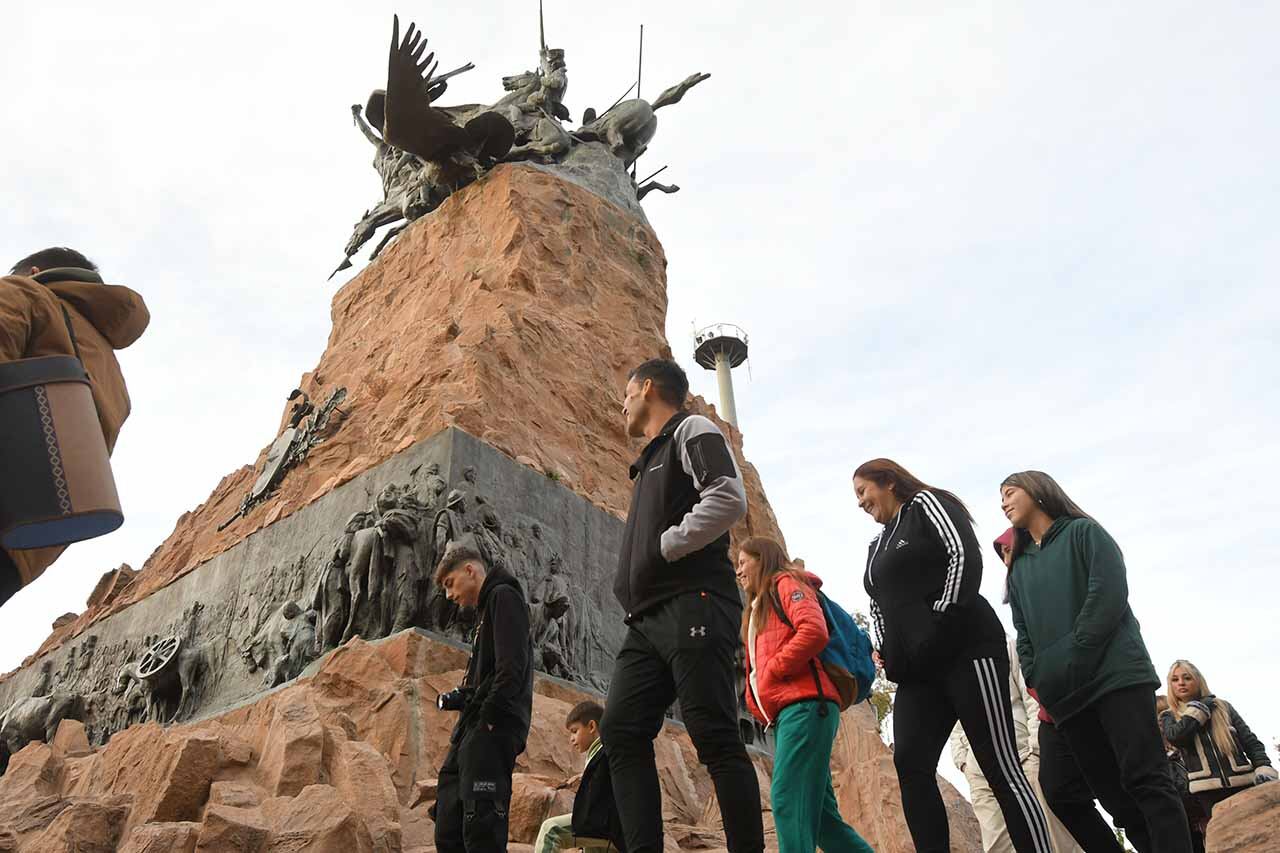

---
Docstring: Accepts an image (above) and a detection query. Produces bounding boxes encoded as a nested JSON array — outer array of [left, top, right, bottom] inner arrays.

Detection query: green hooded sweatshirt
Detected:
[[1008, 517, 1158, 723]]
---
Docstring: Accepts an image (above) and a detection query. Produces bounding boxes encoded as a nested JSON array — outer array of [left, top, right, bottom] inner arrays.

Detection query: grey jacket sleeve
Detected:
[[659, 415, 748, 562]]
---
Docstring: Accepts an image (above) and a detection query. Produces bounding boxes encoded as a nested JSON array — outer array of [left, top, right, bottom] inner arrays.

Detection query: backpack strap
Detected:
[[767, 584, 792, 629], [768, 577, 829, 718], [809, 660, 828, 717]]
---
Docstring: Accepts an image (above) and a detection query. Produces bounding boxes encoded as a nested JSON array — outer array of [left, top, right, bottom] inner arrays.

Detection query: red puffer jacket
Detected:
[[744, 571, 840, 726]]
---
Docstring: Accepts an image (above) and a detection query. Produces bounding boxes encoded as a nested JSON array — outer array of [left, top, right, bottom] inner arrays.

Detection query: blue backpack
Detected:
[[770, 584, 876, 710]]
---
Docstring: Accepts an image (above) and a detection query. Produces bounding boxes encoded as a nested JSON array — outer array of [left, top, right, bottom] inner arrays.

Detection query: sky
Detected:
[[3, 0, 1278, 806]]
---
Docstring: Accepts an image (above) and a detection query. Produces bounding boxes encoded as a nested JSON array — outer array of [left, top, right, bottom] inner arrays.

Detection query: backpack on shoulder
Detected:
[[770, 583, 877, 711]]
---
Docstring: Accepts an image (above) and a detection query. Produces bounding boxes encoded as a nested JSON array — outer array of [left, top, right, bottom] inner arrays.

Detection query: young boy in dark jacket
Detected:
[[534, 701, 624, 853]]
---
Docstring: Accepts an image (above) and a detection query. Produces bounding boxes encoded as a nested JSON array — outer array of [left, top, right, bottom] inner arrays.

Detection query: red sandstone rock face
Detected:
[[0, 630, 976, 853], [1205, 783, 1280, 852], [7, 163, 781, 673]]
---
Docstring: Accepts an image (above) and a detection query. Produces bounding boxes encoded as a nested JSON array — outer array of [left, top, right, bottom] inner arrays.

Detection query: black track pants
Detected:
[[435, 724, 522, 853], [1056, 686, 1193, 853], [893, 652, 1054, 853], [600, 591, 764, 853], [1038, 717, 1151, 852]]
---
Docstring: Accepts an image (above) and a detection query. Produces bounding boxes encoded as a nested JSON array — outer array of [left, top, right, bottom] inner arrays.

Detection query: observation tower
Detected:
[[693, 323, 749, 429]]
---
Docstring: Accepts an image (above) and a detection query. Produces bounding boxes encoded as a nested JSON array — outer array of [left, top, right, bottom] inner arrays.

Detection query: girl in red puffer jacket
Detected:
[[736, 536, 873, 853]]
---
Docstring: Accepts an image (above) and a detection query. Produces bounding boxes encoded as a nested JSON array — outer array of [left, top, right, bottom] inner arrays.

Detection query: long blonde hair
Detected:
[[737, 536, 809, 647], [1166, 660, 1237, 758]]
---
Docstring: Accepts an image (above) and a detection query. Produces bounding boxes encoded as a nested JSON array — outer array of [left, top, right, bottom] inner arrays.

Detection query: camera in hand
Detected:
[[437, 686, 475, 712]]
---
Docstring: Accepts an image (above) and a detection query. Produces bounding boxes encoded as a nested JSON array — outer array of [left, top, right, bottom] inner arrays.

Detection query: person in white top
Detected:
[[950, 637, 1083, 853]]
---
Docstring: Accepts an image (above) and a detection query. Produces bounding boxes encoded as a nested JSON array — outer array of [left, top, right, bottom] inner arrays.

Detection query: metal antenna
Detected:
[[604, 81, 637, 114], [636, 24, 644, 102], [638, 164, 668, 184], [633, 24, 644, 178], [539, 0, 547, 56]]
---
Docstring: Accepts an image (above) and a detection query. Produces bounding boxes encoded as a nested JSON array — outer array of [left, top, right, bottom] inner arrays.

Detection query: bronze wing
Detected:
[[382, 15, 470, 161]]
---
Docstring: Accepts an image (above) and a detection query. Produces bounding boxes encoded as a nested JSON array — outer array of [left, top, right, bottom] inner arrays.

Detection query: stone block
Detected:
[[50, 719, 92, 758], [196, 804, 269, 853], [260, 692, 324, 797], [23, 798, 128, 853], [118, 821, 201, 853], [508, 774, 558, 843], [135, 731, 222, 824], [1206, 782, 1280, 852], [0, 742, 61, 799], [209, 781, 262, 809], [409, 778, 438, 810], [260, 785, 376, 853], [330, 741, 402, 852]]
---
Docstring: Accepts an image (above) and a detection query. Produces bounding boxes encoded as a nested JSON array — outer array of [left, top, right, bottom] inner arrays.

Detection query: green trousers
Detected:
[[772, 700, 875, 853]]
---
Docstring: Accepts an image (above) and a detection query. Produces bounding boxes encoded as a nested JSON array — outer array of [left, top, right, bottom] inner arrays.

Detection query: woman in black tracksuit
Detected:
[[855, 458, 1052, 853]]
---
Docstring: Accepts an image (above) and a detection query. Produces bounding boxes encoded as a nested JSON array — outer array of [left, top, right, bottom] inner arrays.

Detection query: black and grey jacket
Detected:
[[614, 412, 746, 620], [1161, 698, 1272, 795], [862, 490, 1005, 684], [454, 567, 534, 748]]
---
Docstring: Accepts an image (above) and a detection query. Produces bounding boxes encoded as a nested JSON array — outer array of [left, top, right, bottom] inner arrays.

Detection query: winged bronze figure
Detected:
[[332, 16, 515, 277], [380, 16, 514, 163]]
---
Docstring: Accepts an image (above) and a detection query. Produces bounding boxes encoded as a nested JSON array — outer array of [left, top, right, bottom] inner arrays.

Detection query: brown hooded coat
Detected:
[[0, 268, 149, 588]]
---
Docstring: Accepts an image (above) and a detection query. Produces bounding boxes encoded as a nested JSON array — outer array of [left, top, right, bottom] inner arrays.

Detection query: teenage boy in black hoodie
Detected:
[[601, 359, 764, 853], [433, 538, 534, 853]]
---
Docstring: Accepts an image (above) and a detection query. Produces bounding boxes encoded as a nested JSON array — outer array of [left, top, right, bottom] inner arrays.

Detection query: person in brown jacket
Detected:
[[0, 247, 149, 603]]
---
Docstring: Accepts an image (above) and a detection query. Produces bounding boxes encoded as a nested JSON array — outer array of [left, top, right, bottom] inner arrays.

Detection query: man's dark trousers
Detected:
[[601, 590, 764, 853], [1056, 685, 1192, 853], [435, 723, 522, 853]]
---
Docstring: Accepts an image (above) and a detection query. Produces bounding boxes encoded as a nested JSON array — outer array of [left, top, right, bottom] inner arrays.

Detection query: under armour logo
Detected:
[[689, 626, 707, 638], [895, 539, 908, 549]]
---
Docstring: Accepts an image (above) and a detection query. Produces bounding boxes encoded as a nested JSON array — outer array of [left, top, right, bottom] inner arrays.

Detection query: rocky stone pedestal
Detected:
[[0, 630, 981, 853]]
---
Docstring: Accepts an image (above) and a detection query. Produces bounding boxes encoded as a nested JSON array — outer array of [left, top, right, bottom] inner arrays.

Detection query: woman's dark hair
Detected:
[[10, 247, 97, 275], [999, 470, 1096, 562], [852, 458, 973, 522]]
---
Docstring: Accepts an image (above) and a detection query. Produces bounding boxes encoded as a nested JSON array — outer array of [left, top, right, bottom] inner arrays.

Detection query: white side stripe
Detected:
[[973, 657, 1053, 853], [869, 599, 886, 649], [916, 491, 964, 612]]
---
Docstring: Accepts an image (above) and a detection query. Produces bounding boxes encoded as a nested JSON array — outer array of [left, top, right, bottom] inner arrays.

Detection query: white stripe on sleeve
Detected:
[[916, 491, 965, 612]]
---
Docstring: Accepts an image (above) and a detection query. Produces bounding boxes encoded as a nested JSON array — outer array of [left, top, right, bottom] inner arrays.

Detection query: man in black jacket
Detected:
[[433, 538, 534, 853], [600, 359, 764, 853]]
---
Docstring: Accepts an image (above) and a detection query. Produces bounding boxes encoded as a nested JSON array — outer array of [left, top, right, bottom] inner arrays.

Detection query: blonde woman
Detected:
[[1160, 660, 1275, 845]]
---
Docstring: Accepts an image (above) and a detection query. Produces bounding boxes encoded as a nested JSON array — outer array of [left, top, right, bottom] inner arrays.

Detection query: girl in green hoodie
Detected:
[[1000, 470, 1192, 853]]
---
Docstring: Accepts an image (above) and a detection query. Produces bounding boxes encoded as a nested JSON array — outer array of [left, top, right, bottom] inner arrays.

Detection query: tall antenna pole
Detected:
[[633, 24, 644, 178], [539, 0, 547, 56], [636, 24, 644, 102]]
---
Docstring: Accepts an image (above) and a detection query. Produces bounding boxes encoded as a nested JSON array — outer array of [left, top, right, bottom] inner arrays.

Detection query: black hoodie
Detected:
[[454, 567, 534, 746], [862, 490, 1005, 683]]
